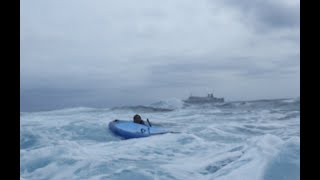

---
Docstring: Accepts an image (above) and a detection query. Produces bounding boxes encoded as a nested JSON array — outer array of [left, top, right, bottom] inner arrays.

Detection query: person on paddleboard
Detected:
[[133, 114, 146, 125]]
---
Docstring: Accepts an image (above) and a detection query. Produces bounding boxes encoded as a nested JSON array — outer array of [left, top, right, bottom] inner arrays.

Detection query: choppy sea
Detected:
[[20, 98, 300, 180]]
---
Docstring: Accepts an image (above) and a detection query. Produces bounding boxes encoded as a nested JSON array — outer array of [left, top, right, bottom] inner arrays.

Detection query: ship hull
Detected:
[[183, 98, 224, 104]]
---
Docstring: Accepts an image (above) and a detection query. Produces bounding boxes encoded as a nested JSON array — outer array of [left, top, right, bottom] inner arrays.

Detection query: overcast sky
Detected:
[[20, 0, 300, 111]]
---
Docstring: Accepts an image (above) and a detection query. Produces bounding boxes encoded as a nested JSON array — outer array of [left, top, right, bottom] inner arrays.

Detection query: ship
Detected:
[[183, 92, 224, 104]]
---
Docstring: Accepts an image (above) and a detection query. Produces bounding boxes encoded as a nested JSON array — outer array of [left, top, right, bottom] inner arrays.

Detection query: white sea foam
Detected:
[[20, 99, 300, 180]]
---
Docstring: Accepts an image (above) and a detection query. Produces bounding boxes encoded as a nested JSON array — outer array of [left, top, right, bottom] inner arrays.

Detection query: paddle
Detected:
[[169, 131, 180, 134], [147, 118, 152, 127], [145, 118, 180, 134]]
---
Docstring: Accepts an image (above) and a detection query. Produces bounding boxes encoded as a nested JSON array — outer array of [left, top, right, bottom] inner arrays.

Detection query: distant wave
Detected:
[[111, 98, 184, 112], [21, 106, 111, 116], [149, 98, 184, 110], [20, 97, 300, 114], [111, 105, 174, 112], [280, 99, 295, 103]]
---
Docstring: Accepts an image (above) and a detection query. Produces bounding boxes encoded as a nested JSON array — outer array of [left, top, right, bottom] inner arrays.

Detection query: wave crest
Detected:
[[149, 98, 184, 110]]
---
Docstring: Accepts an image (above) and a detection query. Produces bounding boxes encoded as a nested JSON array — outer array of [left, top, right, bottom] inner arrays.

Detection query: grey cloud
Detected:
[[20, 0, 300, 111], [219, 0, 300, 31], [146, 53, 300, 92], [150, 54, 299, 76]]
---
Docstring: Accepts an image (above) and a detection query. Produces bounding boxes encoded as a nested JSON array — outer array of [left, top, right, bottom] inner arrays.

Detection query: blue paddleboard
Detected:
[[109, 120, 169, 139]]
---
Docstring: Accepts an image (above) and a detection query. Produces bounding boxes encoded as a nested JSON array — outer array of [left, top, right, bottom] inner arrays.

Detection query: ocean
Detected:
[[20, 98, 300, 180]]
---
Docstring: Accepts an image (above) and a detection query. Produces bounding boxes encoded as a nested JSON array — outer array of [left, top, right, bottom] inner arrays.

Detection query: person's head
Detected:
[[133, 114, 142, 123]]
